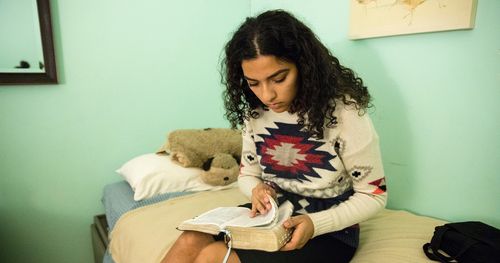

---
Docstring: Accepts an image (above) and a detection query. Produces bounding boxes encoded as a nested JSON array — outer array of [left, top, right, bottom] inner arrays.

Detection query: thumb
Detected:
[[283, 216, 299, 228]]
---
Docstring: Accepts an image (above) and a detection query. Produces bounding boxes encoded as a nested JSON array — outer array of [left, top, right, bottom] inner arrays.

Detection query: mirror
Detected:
[[0, 0, 57, 84]]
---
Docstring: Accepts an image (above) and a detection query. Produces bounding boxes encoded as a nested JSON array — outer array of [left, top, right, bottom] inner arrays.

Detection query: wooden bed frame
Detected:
[[91, 214, 109, 263]]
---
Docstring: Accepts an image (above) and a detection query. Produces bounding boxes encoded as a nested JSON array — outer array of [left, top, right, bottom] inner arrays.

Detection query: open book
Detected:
[[177, 198, 294, 252]]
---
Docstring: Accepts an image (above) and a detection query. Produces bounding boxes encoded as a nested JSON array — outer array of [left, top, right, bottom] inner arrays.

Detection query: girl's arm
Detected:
[[238, 120, 278, 216], [308, 109, 388, 237], [238, 120, 263, 198]]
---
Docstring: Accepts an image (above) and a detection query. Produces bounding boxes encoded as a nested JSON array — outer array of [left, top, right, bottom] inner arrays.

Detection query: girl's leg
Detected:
[[161, 231, 215, 263], [194, 241, 241, 263]]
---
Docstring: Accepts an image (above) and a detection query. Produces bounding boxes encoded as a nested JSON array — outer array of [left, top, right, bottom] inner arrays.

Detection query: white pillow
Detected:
[[116, 153, 236, 201]]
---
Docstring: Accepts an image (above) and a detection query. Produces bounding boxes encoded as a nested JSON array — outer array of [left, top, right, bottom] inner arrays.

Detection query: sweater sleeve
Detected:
[[307, 109, 388, 237], [237, 120, 263, 199]]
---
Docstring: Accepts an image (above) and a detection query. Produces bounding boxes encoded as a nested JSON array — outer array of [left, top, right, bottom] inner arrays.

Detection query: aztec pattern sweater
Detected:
[[238, 102, 387, 246]]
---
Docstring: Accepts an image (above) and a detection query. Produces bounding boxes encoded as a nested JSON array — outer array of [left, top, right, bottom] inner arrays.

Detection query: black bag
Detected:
[[423, 221, 500, 263]]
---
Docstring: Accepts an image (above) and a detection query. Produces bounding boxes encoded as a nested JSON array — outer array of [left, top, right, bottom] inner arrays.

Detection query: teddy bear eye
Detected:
[[202, 157, 214, 171]]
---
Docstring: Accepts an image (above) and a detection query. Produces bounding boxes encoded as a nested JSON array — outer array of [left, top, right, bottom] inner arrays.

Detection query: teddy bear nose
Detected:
[[224, 177, 229, 181]]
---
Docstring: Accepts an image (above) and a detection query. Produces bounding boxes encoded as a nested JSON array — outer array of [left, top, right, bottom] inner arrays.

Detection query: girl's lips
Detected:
[[267, 103, 281, 109]]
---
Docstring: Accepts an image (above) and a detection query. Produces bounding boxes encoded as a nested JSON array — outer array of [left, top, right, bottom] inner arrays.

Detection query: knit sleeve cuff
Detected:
[[307, 211, 337, 238]]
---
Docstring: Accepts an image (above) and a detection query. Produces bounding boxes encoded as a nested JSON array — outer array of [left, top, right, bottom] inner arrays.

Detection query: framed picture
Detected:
[[349, 0, 478, 39]]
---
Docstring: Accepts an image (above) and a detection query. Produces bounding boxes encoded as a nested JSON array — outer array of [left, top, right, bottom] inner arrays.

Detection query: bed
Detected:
[[91, 180, 446, 263], [92, 180, 193, 263]]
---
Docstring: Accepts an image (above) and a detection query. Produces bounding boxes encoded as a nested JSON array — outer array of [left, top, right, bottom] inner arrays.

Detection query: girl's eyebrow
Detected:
[[244, 69, 289, 82]]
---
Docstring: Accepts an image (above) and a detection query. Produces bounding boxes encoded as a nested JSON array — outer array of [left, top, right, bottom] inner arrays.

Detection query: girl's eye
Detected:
[[248, 82, 258, 87], [273, 76, 286, 83]]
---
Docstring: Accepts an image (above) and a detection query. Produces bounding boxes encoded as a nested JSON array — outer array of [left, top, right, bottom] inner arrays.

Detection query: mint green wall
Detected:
[[0, 0, 249, 262], [1, 1, 499, 262], [252, 0, 500, 226]]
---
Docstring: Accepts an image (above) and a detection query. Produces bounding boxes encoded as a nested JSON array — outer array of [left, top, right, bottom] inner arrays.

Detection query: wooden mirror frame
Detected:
[[0, 0, 57, 85]]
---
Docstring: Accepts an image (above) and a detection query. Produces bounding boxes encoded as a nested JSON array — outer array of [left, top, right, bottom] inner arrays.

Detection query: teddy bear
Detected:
[[157, 128, 242, 186]]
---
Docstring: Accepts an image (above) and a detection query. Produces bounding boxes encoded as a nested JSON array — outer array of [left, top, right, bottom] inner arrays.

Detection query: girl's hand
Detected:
[[280, 215, 314, 251], [250, 182, 276, 217]]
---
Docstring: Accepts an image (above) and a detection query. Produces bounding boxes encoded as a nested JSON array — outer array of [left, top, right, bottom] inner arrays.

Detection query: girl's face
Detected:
[[241, 55, 298, 113]]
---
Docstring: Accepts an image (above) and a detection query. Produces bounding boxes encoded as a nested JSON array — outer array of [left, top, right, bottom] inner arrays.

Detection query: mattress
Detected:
[[100, 182, 447, 263], [101, 181, 194, 263], [108, 188, 447, 263]]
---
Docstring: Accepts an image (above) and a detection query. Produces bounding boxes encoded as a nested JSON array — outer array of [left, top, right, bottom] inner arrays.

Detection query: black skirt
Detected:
[[234, 233, 356, 263]]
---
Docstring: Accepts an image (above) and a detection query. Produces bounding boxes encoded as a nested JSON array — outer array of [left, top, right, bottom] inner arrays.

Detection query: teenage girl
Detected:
[[163, 9, 387, 263]]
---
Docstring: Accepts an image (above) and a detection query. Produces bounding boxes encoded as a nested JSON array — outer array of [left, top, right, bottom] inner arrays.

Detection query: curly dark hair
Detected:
[[221, 10, 371, 138]]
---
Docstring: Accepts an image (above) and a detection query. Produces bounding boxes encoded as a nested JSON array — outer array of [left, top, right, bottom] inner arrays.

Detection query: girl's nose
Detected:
[[262, 84, 277, 102]]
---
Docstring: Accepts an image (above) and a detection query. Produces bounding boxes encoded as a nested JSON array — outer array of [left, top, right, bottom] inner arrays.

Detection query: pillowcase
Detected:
[[116, 153, 236, 201]]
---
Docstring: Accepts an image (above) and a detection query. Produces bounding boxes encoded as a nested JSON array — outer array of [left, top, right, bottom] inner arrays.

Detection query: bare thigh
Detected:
[[161, 231, 215, 263], [194, 241, 240, 263]]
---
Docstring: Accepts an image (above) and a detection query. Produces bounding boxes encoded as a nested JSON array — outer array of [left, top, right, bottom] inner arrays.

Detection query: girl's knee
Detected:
[[176, 231, 214, 248], [194, 242, 240, 263], [162, 232, 214, 263]]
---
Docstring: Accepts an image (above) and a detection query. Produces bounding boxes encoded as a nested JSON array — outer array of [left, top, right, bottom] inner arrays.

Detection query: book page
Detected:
[[259, 200, 293, 229], [181, 195, 282, 229], [222, 197, 278, 228], [184, 207, 250, 227]]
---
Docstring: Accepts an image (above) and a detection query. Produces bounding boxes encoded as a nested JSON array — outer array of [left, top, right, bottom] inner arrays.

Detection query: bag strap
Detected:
[[423, 243, 456, 262], [423, 226, 455, 262]]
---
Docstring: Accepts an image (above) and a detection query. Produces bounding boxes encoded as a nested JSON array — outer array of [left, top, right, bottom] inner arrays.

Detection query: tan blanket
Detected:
[[109, 188, 446, 263], [109, 188, 249, 263], [350, 209, 447, 262]]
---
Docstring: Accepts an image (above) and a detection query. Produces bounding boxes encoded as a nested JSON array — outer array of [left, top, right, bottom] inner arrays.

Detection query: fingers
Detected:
[[280, 217, 299, 251], [250, 183, 276, 217], [250, 195, 272, 217], [250, 200, 268, 217], [279, 239, 296, 251], [280, 228, 302, 251], [283, 217, 296, 229], [280, 215, 315, 251]]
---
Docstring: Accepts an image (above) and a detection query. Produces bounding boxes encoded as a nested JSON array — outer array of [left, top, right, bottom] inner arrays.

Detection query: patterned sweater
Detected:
[[238, 102, 387, 244]]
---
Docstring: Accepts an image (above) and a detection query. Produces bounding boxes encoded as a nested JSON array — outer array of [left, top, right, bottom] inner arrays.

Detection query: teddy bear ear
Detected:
[[202, 157, 214, 171]]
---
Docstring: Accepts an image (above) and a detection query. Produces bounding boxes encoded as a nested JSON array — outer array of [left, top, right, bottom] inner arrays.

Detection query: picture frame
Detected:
[[0, 0, 57, 85], [349, 0, 478, 40]]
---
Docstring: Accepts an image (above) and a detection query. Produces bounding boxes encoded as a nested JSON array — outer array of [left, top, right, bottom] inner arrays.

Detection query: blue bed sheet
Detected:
[[102, 180, 193, 230], [103, 251, 114, 263]]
